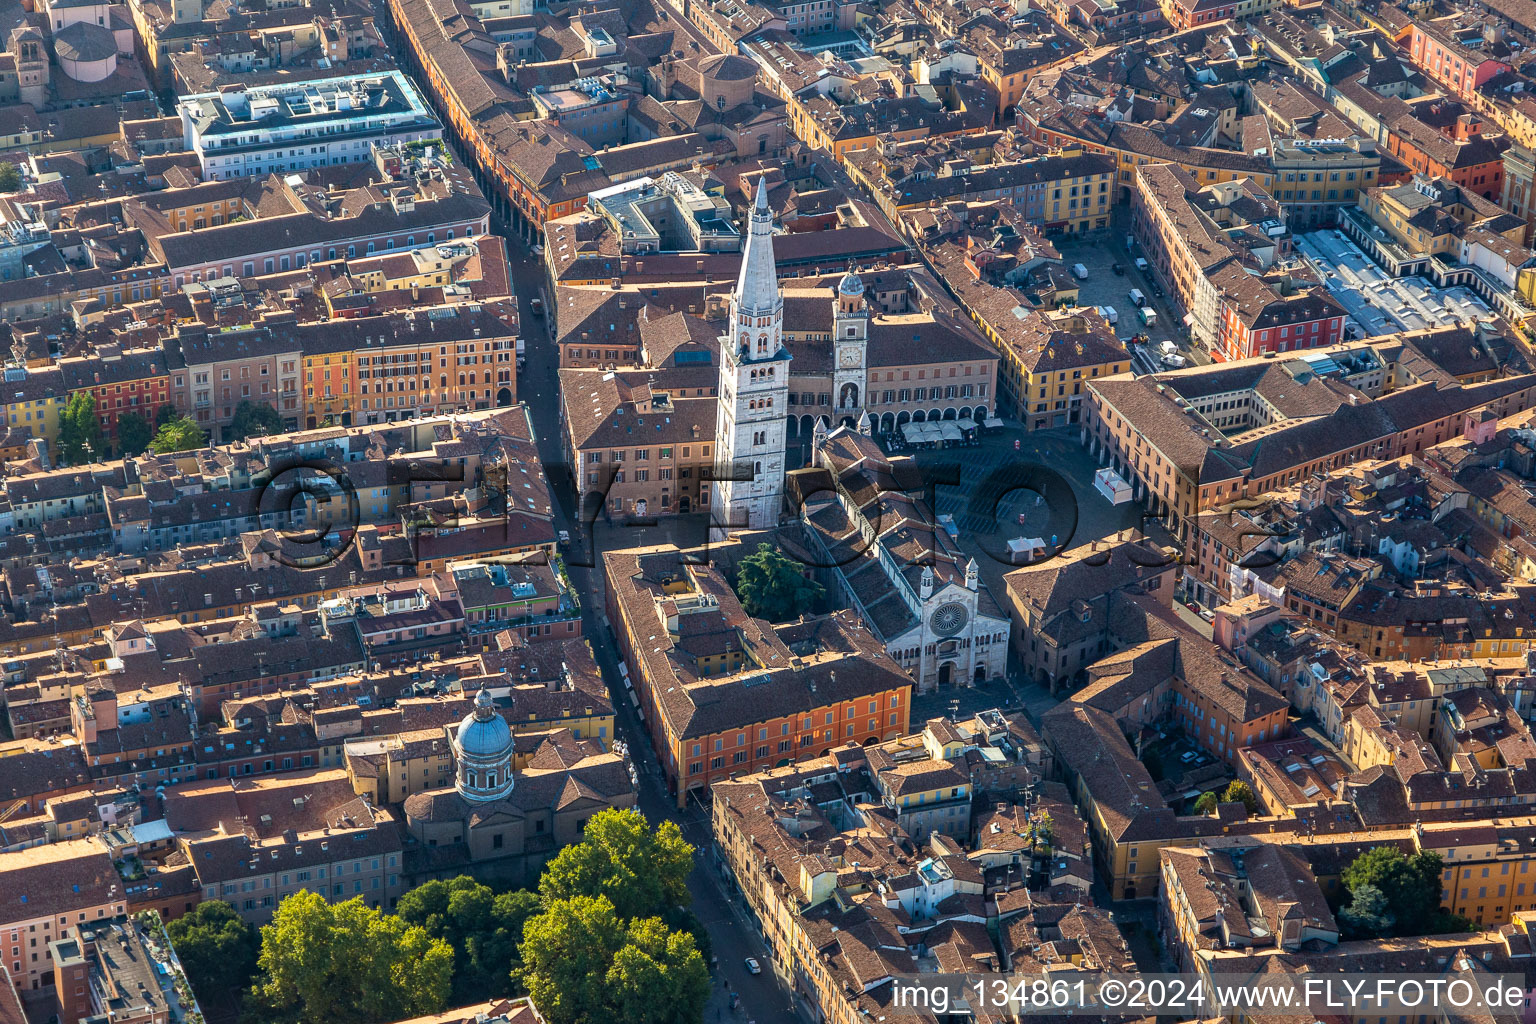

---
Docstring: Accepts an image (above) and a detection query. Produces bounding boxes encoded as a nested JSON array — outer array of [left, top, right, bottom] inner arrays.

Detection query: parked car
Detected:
[[1134, 257, 1150, 272], [529, 297, 544, 316], [1112, 262, 1124, 275], [1161, 352, 1186, 367], [1129, 288, 1146, 308], [1071, 262, 1089, 280], [1125, 233, 1137, 249], [1098, 305, 1118, 326], [745, 958, 762, 975], [557, 529, 570, 544], [1138, 306, 1158, 327], [1198, 608, 1215, 623]]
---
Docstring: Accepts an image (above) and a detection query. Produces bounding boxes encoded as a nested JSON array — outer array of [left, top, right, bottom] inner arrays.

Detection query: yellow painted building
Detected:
[[3, 366, 69, 447]]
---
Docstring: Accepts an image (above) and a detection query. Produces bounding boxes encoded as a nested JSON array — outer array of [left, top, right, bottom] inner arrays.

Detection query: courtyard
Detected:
[[1052, 229, 1208, 371], [1140, 729, 1234, 813]]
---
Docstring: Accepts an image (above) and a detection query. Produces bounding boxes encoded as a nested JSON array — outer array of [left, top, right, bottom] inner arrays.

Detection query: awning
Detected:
[[1007, 537, 1046, 561], [940, 422, 963, 441], [1183, 312, 1196, 326], [956, 416, 975, 431], [984, 416, 1004, 428]]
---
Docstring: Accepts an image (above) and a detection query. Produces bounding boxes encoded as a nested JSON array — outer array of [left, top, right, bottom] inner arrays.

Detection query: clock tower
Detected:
[[712, 178, 790, 535], [832, 271, 868, 426]]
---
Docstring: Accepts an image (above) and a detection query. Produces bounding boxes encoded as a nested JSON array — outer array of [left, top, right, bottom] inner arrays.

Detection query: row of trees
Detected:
[[56, 396, 285, 464], [169, 810, 708, 1024]]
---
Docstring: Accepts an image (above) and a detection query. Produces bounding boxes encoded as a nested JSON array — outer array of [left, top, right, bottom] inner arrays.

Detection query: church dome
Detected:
[[838, 271, 865, 296], [455, 688, 512, 761]]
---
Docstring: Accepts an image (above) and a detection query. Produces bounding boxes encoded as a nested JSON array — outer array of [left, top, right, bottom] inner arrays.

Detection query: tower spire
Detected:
[[733, 177, 781, 324]]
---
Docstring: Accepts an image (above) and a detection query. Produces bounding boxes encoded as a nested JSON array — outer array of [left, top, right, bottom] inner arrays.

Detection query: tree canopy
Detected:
[[537, 808, 693, 921], [150, 415, 208, 454], [1339, 848, 1468, 938], [518, 897, 708, 1024], [733, 543, 823, 622], [164, 901, 260, 1004], [603, 916, 711, 1024], [1222, 780, 1258, 814], [117, 411, 154, 457], [0, 163, 19, 193], [58, 392, 104, 465], [229, 400, 284, 441], [1192, 791, 1219, 815], [250, 892, 454, 1024], [1338, 883, 1394, 939], [395, 877, 541, 1003], [518, 810, 709, 1024]]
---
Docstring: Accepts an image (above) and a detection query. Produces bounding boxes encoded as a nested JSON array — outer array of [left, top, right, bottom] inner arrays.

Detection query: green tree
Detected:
[[228, 400, 284, 441], [1341, 848, 1447, 937], [1338, 883, 1395, 940], [58, 391, 104, 465], [117, 411, 154, 457], [733, 542, 824, 621], [252, 892, 453, 1024], [518, 898, 708, 1024], [605, 917, 710, 1024], [517, 896, 626, 1024], [165, 901, 260, 1003], [396, 877, 540, 1003], [155, 403, 179, 429], [538, 808, 693, 922], [1192, 791, 1219, 815], [0, 163, 19, 193], [149, 415, 207, 454], [1222, 780, 1258, 814]]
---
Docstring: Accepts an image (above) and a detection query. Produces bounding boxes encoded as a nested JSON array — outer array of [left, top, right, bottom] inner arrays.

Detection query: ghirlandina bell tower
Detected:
[[711, 178, 790, 534]]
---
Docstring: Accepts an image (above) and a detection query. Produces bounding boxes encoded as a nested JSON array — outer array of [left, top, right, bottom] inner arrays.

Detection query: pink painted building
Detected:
[[1406, 24, 1513, 104]]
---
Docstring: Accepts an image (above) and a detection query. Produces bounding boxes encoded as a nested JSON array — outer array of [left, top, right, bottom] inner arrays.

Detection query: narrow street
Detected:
[[506, 238, 800, 1024]]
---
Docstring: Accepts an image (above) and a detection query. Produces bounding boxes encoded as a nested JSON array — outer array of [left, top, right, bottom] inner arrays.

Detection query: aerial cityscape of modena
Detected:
[[3, 0, 1536, 1017]]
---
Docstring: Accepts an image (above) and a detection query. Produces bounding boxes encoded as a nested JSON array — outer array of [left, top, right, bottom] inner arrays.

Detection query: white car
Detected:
[[745, 958, 762, 975]]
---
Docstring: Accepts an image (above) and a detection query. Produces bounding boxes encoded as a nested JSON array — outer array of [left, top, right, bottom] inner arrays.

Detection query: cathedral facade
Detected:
[[794, 425, 1011, 692]]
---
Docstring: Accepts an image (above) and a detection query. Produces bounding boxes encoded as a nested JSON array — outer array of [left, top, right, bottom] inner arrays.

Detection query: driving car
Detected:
[[745, 958, 761, 975]]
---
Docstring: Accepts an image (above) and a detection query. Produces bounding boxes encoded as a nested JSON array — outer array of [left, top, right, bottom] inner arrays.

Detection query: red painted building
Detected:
[[1164, 0, 1235, 30], [1388, 110, 1507, 202], [1212, 265, 1348, 362], [59, 347, 173, 443]]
